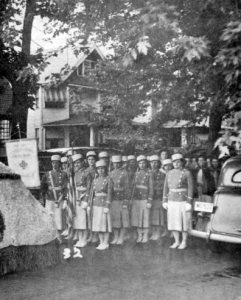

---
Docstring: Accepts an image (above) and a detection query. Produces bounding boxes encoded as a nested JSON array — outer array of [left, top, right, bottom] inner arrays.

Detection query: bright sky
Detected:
[[31, 17, 69, 53]]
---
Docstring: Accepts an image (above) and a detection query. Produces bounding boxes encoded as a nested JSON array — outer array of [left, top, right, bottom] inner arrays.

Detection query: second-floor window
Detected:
[[44, 88, 66, 109], [77, 59, 100, 77]]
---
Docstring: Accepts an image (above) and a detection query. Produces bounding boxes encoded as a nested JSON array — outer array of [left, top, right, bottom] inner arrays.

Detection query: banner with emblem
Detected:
[[6, 138, 40, 188]]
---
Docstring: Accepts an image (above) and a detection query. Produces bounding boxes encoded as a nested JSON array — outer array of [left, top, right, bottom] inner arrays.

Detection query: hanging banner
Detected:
[[6, 138, 40, 188]]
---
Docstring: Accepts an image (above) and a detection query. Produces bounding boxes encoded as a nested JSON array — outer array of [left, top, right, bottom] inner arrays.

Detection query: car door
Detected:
[[210, 189, 241, 236]]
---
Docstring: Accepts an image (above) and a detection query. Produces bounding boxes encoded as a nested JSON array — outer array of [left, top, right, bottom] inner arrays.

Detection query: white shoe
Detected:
[[74, 241, 82, 248], [61, 229, 68, 236], [178, 243, 187, 250], [96, 244, 109, 250], [170, 242, 180, 249], [73, 232, 79, 240], [142, 237, 148, 243], [116, 239, 123, 245], [110, 239, 118, 245]]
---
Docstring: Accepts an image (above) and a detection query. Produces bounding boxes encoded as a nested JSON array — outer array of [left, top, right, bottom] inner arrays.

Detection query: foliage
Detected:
[[1, 0, 241, 151]]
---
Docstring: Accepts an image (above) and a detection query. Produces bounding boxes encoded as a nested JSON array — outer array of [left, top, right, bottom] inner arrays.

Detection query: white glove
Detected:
[[122, 205, 128, 209], [104, 207, 109, 214], [162, 202, 168, 210], [186, 203, 192, 212], [81, 201, 88, 209], [87, 206, 91, 212], [63, 200, 67, 210], [146, 203, 152, 209]]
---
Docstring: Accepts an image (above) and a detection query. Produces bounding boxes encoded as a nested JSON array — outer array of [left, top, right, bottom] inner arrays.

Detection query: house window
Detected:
[[35, 128, 39, 149], [35, 90, 39, 109], [44, 88, 66, 109], [0, 120, 10, 141], [45, 128, 64, 149], [77, 60, 98, 77]]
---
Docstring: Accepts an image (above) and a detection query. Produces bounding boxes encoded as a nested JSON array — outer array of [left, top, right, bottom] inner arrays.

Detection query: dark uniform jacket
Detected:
[[110, 168, 130, 205], [75, 168, 92, 204], [163, 168, 193, 204], [41, 170, 68, 203], [92, 176, 113, 208], [152, 169, 166, 201], [132, 169, 154, 203], [85, 166, 97, 181]]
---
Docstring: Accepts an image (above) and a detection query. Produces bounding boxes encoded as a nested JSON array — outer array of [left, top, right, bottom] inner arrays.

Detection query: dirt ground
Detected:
[[1, 237, 241, 300]]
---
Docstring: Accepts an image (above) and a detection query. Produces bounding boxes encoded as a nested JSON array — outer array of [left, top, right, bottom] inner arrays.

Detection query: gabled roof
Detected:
[[38, 44, 105, 84]]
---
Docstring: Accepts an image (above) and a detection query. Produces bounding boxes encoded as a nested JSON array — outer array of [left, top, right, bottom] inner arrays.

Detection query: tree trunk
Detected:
[[22, 0, 35, 56], [11, 0, 36, 139], [207, 106, 223, 155]]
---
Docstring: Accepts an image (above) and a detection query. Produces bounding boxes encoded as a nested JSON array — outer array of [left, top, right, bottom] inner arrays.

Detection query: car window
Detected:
[[232, 171, 241, 183]]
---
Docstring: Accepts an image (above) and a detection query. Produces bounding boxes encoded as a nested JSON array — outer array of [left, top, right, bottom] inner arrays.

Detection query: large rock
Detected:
[[0, 163, 58, 249]]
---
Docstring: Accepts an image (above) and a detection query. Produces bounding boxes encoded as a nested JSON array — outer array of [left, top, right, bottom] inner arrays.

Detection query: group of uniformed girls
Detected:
[[42, 150, 193, 251]]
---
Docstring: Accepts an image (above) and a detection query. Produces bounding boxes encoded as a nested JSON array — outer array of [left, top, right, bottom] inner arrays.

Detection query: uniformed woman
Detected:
[[159, 158, 173, 237], [131, 155, 154, 243], [149, 155, 166, 240], [85, 151, 98, 243], [86, 151, 97, 180], [91, 160, 113, 250], [109, 155, 130, 245], [72, 154, 92, 248], [41, 155, 68, 238], [163, 153, 193, 250]]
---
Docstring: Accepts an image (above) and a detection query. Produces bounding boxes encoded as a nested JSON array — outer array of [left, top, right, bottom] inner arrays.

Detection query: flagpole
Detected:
[[66, 142, 76, 256]]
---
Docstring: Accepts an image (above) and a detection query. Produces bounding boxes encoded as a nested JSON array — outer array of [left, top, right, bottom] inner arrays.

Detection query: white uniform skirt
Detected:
[[167, 201, 191, 232], [131, 200, 150, 228], [45, 200, 63, 230], [150, 199, 161, 226], [92, 206, 112, 233], [111, 200, 130, 228], [73, 202, 88, 230]]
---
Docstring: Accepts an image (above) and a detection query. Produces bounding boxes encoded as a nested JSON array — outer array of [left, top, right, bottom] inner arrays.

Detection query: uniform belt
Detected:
[[95, 192, 107, 196], [114, 187, 124, 191], [76, 186, 87, 191], [49, 187, 62, 191], [170, 188, 187, 192], [136, 185, 148, 190], [154, 187, 162, 190]]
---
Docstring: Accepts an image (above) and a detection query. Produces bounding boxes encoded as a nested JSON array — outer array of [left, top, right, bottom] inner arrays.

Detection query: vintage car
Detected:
[[190, 155, 241, 244]]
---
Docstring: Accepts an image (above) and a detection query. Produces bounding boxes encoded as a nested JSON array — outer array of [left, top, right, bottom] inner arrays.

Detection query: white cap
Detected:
[[162, 158, 172, 166], [112, 155, 122, 163], [99, 151, 109, 159], [137, 155, 147, 162], [86, 151, 97, 158], [72, 154, 83, 162], [67, 149, 73, 156], [122, 156, 128, 162], [128, 155, 136, 161], [51, 155, 61, 161], [149, 155, 160, 162], [172, 153, 183, 161], [96, 160, 107, 168], [61, 157, 68, 163]]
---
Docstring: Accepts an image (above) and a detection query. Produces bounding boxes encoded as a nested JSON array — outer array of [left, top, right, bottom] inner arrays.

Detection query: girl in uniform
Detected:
[[131, 155, 154, 243], [149, 155, 166, 240], [72, 154, 92, 248], [91, 160, 113, 250]]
